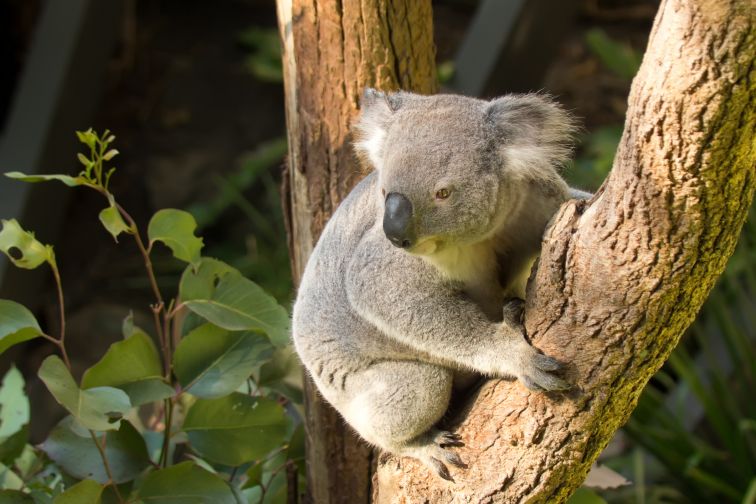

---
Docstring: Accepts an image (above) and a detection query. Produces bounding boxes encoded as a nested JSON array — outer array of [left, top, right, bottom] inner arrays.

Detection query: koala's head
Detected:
[[353, 90, 575, 255]]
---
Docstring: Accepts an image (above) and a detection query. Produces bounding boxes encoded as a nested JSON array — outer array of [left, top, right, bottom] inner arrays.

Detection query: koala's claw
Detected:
[[532, 353, 564, 373], [435, 430, 464, 447], [502, 298, 525, 323], [429, 458, 454, 481], [441, 450, 468, 469], [520, 353, 570, 392], [522, 373, 569, 392], [413, 430, 467, 480]]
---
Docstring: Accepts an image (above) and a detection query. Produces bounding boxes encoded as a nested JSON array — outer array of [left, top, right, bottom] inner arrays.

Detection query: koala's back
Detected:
[[293, 172, 375, 330]]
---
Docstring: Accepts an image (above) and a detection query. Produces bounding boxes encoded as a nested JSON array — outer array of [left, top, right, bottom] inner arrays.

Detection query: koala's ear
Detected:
[[353, 88, 404, 170], [486, 94, 578, 171]]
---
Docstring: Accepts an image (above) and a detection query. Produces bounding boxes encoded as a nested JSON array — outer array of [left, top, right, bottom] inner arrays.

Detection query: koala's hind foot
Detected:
[[398, 429, 467, 481], [340, 361, 465, 479]]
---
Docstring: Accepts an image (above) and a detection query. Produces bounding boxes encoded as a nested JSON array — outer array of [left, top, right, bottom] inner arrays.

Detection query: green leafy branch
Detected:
[[0, 130, 302, 503]]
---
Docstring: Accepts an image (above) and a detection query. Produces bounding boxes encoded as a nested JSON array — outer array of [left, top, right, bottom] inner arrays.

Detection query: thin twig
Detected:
[[49, 263, 71, 369], [40, 333, 60, 345], [286, 460, 298, 504], [162, 300, 173, 378], [89, 431, 125, 504], [259, 456, 295, 502], [114, 201, 164, 307], [151, 303, 170, 376], [159, 398, 174, 467], [170, 304, 185, 356]]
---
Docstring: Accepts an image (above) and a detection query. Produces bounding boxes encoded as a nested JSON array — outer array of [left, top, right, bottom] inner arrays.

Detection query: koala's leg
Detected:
[[340, 361, 464, 480]]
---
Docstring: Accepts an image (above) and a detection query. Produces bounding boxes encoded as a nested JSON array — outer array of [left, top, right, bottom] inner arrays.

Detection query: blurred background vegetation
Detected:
[[0, 0, 752, 502]]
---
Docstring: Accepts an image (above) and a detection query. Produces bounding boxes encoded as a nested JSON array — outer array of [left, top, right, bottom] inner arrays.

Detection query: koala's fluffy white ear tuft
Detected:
[[353, 89, 403, 170], [486, 94, 578, 174]]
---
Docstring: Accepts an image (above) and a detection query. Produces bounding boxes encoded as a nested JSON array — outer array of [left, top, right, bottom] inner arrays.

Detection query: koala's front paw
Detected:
[[502, 298, 525, 324], [516, 346, 570, 392]]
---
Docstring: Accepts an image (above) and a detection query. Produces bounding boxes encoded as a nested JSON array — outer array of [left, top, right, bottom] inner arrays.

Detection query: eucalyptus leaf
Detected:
[[0, 220, 53, 270], [115, 380, 174, 407], [41, 417, 149, 484], [258, 346, 303, 404], [76, 129, 97, 149], [174, 324, 273, 398], [0, 462, 23, 490], [566, 488, 608, 504], [0, 490, 32, 503], [0, 428, 27, 466], [256, 450, 288, 504], [148, 209, 204, 266], [98, 206, 131, 242], [0, 367, 29, 441], [81, 332, 172, 406], [4, 172, 88, 188], [137, 462, 236, 504], [179, 258, 236, 302], [288, 423, 306, 479], [38, 356, 130, 431], [183, 393, 288, 466], [53, 479, 103, 504], [183, 273, 289, 347], [243, 462, 263, 490], [122, 312, 148, 339], [0, 300, 44, 355], [584, 28, 642, 81], [11, 444, 39, 481]]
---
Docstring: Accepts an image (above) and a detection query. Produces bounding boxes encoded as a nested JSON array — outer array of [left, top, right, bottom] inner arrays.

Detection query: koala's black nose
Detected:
[[383, 192, 414, 249]]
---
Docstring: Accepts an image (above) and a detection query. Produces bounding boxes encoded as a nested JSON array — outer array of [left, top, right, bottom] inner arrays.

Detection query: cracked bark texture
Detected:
[[275, 1, 436, 502], [373, 0, 755, 502]]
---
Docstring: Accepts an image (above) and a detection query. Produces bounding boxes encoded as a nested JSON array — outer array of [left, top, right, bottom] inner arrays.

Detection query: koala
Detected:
[[292, 90, 586, 480]]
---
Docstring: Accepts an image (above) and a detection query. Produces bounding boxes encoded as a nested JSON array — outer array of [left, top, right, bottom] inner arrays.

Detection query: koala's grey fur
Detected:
[[292, 90, 586, 479]]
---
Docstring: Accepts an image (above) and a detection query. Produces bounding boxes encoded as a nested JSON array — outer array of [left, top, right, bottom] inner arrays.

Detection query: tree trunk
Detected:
[[372, 0, 756, 502], [279, 0, 755, 501], [275, 1, 436, 502]]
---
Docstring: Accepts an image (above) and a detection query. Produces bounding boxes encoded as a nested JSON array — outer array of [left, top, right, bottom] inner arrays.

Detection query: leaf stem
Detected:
[[162, 299, 174, 378], [151, 303, 170, 376], [49, 261, 71, 369], [159, 398, 174, 467], [89, 430, 125, 504]]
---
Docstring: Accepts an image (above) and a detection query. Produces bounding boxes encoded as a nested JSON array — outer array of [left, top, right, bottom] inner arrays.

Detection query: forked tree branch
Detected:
[[373, 0, 755, 501]]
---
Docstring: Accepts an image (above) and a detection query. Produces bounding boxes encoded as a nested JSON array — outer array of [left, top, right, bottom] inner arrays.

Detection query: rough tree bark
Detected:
[[275, 1, 436, 502], [373, 0, 755, 502], [278, 0, 755, 502]]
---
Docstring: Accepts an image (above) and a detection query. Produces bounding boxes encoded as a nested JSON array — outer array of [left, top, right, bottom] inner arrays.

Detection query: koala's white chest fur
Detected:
[[423, 240, 504, 319]]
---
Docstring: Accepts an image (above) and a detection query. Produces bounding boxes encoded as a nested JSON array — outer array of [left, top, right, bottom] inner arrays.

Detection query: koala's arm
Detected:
[[346, 235, 541, 379], [570, 187, 593, 200]]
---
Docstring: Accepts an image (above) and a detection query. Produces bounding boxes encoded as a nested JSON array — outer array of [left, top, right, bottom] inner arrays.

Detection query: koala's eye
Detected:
[[435, 188, 451, 200]]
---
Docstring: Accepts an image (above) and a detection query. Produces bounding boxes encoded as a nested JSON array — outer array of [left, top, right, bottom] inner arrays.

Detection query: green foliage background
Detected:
[[0, 130, 302, 503]]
